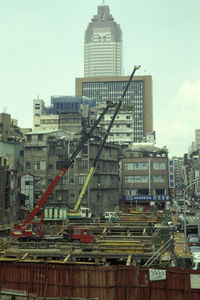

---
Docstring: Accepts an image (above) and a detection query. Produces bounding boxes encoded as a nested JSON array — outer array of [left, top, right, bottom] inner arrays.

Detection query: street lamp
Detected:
[[183, 179, 200, 251]]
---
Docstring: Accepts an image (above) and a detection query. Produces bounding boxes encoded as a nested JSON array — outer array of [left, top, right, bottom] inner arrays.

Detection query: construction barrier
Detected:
[[1, 262, 200, 299]]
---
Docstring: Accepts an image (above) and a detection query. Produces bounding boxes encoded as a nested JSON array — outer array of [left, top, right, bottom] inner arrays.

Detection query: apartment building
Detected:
[[121, 145, 170, 206], [33, 96, 96, 134], [23, 130, 119, 216], [93, 105, 134, 144]]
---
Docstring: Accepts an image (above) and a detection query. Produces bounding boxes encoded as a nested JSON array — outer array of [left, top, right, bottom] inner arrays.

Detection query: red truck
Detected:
[[70, 228, 94, 243]]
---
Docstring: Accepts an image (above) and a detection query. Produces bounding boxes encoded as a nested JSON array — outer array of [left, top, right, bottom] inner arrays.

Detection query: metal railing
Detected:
[[144, 238, 171, 266]]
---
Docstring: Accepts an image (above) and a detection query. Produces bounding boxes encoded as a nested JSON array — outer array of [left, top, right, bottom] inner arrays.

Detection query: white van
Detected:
[[103, 212, 118, 221], [192, 260, 200, 270], [192, 253, 200, 270]]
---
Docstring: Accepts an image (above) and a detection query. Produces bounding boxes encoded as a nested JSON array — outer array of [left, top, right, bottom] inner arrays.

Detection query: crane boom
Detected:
[[24, 101, 115, 225], [11, 101, 115, 237], [72, 65, 141, 213]]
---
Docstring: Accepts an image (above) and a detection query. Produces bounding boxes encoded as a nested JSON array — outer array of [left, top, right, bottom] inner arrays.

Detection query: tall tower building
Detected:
[[75, 75, 153, 143], [84, 3, 123, 77]]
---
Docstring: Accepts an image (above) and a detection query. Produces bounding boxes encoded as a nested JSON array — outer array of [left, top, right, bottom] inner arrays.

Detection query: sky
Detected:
[[0, 0, 200, 158]]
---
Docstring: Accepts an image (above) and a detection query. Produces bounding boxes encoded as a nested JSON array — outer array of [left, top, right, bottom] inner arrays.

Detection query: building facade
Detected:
[[84, 4, 122, 77], [93, 105, 134, 145], [23, 130, 120, 216], [120, 145, 169, 206], [76, 75, 153, 142], [20, 173, 34, 211], [0, 157, 9, 225], [0, 141, 24, 224], [0, 113, 23, 142], [33, 96, 96, 134]]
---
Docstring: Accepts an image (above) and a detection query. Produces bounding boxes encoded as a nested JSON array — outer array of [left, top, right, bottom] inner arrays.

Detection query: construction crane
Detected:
[[69, 65, 141, 216], [11, 65, 140, 240], [10, 101, 115, 239]]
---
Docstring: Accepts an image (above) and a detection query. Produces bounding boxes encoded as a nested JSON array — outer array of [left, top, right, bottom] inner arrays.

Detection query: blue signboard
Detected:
[[122, 195, 169, 201], [168, 159, 175, 188]]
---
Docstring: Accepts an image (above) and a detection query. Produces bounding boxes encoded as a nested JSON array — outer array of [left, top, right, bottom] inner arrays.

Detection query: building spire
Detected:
[[102, 0, 105, 5]]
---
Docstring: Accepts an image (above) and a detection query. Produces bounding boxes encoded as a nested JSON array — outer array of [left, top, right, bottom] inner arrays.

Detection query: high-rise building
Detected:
[[195, 129, 200, 150], [75, 75, 153, 143], [84, 3, 122, 77]]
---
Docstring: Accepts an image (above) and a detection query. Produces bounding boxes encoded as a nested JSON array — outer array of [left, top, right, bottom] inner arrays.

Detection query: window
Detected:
[[124, 162, 148, 170], [153, 162, 166, 170], [25, 181, 33, 185], [78, 175, 87, 185], [34, 161, 40, 170], [82, 145, 88, 154], [25, 161, 31, 170], [38, 134, 43, 141], [125, 176, 148, 183], [97, 176, 101, 185], [78, 160, 88, 170], [61, 175, 68, 185], [154, 176, 166, 183], [40, 161, 46, 170], [27, 135, 32, 142]]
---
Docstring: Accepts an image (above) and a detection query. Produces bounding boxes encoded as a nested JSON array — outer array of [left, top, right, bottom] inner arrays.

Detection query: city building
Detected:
[[23, 130, 120, 216], [195, 129, 200, 150], [33, 96, 96, 134], [0, 157, 9, 225], [23, 130, 72, 205], [172, 156, 184, 196], [20, 173, 34, 211], [84, 3, 123, 77], [93, 105, 134, 145], [76, 75, 153, 142], [120, 144, 170, 207], [0, 113, 23, 142], [0, 142, 24, 224], [0, 113, 25, 224]]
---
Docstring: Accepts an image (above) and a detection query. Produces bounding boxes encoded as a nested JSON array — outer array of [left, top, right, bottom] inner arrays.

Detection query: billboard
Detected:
[[168, 159, 175, 188], [122, 195, 169, 201]]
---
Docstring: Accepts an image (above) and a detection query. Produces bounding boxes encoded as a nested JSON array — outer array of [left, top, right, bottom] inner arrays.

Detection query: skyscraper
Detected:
[[75, 75, 153, 142], [84, 3, 123, 77]]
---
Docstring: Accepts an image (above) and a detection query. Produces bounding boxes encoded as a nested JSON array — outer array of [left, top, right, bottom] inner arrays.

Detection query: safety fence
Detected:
[[0, 262, 200, 300]]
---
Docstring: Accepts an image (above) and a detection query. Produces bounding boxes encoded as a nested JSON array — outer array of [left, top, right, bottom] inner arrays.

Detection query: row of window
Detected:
[[27, 134, 43, 142], [25, 161, 46, 170], [124, 175, 166, 183], [124, 162, 166, 170]]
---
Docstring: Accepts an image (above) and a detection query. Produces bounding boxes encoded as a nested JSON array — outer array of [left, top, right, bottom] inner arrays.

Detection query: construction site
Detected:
[[0, 207, 199, 300], [0, 67, 200, 300]]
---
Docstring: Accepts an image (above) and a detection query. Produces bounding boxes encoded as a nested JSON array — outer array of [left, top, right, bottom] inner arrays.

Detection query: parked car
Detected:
[[188, 234, 200, 246], [189, 246, 200, 254]]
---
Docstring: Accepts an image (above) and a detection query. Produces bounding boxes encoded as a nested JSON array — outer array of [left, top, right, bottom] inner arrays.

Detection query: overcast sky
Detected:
[[0, 0, 200, 158]]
